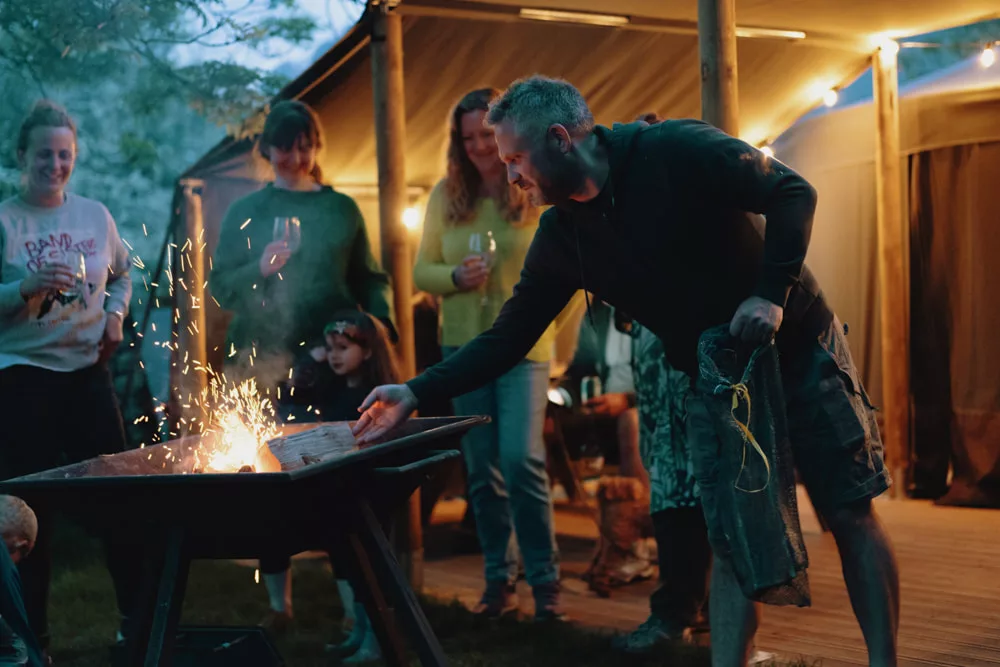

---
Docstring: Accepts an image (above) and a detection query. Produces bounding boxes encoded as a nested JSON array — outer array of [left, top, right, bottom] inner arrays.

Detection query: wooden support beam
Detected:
[[872, 41, 910, 494], [173, 180, 209, 435], [370, 0, 423, 590], [697, 0, 739, 136]]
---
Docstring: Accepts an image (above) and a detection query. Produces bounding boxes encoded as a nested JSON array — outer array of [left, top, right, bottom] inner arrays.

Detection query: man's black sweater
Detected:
[[408, 119, 833, 403]]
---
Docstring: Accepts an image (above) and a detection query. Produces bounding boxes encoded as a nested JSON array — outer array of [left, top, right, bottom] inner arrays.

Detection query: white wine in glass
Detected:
[[59, 250, 86, 298], [468, 231, 497, 306], [273, 217, 302, 253]]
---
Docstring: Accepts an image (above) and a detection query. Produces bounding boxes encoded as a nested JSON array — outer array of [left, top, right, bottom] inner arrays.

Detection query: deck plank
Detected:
[[425, 490, 1000, 666]]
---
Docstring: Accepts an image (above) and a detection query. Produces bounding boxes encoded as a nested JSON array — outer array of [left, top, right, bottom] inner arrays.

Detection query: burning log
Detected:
[[266, 423, 358, 471]]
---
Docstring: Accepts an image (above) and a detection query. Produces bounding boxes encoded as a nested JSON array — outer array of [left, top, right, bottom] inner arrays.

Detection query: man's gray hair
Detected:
[[486, 75, 594, 142], [0, 495, 38, 545]]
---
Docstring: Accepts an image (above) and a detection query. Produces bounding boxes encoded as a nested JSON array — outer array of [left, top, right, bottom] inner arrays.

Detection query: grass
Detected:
[[43, 522, 816, 666]]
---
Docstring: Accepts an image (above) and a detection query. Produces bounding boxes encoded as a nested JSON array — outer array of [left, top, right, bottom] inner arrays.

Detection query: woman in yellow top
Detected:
[[414, 88, 570, 621]]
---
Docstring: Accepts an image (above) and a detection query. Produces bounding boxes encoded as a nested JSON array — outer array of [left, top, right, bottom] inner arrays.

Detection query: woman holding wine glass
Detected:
[[0, 100, 138, 658], [210, 100, 393, 633], [414, 88, 580, 621]]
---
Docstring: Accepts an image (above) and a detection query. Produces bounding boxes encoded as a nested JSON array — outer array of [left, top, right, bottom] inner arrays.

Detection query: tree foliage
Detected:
[[0, 0, 320, 262], [0, 0, 317, 123]]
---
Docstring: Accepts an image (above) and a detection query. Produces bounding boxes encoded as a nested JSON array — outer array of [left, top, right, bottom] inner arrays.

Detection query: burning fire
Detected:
[[196, 378, 282, 473]]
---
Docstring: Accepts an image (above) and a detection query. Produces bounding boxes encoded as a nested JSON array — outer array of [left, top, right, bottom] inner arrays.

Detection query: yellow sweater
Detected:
[[414, 181, 580, 363]]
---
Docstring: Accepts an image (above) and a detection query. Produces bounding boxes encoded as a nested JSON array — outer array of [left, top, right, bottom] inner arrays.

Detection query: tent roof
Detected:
[[182, 0, 1000, 188], [774, 53, 1000, 164], [452, 0, 998, 41]]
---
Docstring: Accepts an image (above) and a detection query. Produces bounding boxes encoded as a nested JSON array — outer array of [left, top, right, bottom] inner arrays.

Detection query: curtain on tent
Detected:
[[908, 141, 1000, 507]]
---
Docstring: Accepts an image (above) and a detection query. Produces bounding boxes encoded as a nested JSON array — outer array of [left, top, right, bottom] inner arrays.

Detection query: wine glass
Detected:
[[468, 231, 497, 306], [273, 217, 302, 253], [59, 250, 86, 298]]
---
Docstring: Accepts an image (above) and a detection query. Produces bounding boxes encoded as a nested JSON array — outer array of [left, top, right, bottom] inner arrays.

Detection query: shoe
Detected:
[[611, 615, 691, 653], [471, 580, 518, 618], [343, 627, 381, 664], [259, 609, 293, 636], [531, 582, 567, 622], [326, 601, 369, 658]]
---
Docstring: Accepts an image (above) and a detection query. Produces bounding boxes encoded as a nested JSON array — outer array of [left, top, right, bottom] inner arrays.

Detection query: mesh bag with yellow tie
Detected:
[[689, 325, 811, 607]]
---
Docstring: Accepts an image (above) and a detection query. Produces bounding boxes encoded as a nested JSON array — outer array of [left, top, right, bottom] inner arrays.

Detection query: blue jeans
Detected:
[[444, 348, 559, 587]]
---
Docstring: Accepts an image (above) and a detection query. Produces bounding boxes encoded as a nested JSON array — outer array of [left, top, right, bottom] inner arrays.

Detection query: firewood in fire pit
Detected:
[[267, 423, 357, 471]]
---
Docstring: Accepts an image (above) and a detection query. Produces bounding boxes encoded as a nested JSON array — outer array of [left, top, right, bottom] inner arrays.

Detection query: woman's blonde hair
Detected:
[[444, 88, 531, 226]]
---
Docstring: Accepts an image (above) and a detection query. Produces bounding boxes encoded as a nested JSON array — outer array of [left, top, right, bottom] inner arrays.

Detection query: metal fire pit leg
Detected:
[[343, 531, 410, 667], [125, 525, 190, 667], [356, 501, 449, 667]]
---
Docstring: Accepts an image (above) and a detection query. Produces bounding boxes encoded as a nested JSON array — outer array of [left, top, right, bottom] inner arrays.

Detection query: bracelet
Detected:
[[451, 266, 460, 287]]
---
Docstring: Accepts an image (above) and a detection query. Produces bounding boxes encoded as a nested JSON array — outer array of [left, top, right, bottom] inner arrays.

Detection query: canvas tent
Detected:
[[163, 0, 999, 475], [772, 55, 1000, 505]]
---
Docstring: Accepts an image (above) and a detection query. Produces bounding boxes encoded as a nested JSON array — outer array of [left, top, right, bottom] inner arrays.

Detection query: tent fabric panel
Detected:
[[293, 14, 870, 191], [909, 142, 1000, 507]]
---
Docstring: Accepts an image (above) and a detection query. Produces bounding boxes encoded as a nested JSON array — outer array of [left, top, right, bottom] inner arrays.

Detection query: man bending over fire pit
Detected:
[[353, 76, 900, 666]]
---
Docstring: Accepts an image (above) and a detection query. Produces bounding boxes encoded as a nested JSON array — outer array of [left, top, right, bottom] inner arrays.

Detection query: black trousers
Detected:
[[649, 505, 712, 628], [0, 363, 142, 647]]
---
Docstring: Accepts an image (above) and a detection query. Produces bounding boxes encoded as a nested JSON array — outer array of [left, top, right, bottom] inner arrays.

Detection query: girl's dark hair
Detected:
[[323, 309, 401, 387], [258, 100, 325, 183], [444, 87, 531, 226], [17, 100, 77, 160]]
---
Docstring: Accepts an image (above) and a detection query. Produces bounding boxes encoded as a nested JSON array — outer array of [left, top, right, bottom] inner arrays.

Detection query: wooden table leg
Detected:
[[356, 501, 449, 667]]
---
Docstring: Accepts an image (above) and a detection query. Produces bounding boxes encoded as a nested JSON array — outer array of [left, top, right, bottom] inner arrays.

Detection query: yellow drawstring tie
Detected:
[[729, 382, 772, 494]]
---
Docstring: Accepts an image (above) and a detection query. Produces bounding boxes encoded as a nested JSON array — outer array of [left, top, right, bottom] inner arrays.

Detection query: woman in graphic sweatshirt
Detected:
[[0, 101, 138, 652]]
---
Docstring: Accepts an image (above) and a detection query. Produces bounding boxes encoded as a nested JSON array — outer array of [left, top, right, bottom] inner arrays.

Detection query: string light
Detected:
[[760, 146, 775, 159], [401, 206, 421, 230], [822, 89, 839, 107], [981, 44, 997, 69]]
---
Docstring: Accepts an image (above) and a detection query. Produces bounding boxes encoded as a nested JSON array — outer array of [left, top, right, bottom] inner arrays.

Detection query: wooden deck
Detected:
[[423, 491, 1000, 666]]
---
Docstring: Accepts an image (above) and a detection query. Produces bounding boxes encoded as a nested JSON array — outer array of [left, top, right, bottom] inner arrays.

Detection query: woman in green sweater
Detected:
[[209, 100, 393, 631], [414, 88, 576, 620]]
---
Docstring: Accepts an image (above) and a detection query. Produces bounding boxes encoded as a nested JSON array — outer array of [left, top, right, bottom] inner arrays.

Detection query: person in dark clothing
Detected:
[[0, 496, 45, 667], [352, 76, 899, 666]]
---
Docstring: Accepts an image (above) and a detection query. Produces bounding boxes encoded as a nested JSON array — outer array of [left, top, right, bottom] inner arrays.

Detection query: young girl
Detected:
[[278, 309, 399, 662]]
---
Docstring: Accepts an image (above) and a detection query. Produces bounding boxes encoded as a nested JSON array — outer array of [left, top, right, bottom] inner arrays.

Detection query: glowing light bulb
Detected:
[[760, 146, 775, 158], [402, 207, 420, 230], [822, 89, 839, 107], [981, 46, 997, 69]]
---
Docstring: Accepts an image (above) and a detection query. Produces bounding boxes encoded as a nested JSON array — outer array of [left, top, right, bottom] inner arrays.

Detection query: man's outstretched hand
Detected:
[[730, 296, 783, 345], [352, 384, 419, 445]]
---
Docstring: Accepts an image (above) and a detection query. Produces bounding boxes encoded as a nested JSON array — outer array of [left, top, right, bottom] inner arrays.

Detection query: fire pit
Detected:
[[0, 415, 486, 667]]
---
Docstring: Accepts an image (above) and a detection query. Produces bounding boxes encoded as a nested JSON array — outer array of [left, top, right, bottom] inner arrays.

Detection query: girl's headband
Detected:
[[326, 320, 364, 343]]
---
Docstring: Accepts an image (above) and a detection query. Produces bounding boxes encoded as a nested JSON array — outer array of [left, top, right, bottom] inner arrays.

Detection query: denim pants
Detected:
[[444, 349, 558, 587]]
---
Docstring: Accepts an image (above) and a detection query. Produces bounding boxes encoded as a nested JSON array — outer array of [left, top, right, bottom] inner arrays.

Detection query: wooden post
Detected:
[[697, 0, 739, 135], [174, 180, 209, 435], [872, 42, 910, 496], [370, 0, 423, 590]]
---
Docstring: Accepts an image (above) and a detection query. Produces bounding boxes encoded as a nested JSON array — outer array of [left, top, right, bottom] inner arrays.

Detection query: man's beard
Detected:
[[532, 145, 586, 207]]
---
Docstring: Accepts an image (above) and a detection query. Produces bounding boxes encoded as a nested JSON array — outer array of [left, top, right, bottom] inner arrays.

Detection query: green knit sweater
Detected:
[[210, 184, 392, 359]]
